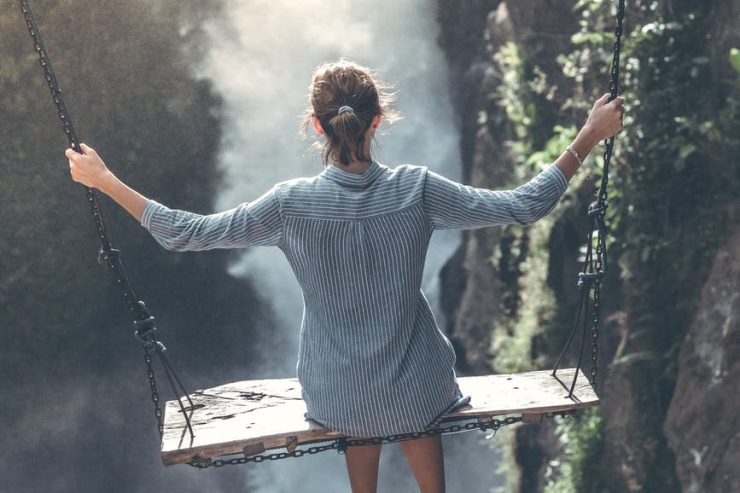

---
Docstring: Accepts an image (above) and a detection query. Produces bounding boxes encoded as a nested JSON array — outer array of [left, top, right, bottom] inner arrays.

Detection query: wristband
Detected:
[[566, 145, 584, 166]]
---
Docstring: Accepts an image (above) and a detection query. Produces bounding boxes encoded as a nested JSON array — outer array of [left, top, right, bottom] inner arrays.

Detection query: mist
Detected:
[[200, 0, 461, 360], [0, 1, 504, 491], [190, 0, 505, 491]]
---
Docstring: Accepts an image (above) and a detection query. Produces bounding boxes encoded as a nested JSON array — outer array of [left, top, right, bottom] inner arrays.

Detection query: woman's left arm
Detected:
[[423, 164, 569, 229]]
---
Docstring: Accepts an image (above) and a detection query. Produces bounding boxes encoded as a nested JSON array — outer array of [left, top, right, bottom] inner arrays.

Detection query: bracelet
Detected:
[[566, 145, 584, 166]]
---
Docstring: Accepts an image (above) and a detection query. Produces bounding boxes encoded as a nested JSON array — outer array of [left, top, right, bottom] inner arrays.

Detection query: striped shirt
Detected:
[[141, 160, 569, 437]]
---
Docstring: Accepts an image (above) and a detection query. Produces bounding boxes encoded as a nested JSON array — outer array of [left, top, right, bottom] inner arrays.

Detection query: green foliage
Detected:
[[0, 0, 223, 360], [490, 41, 535, 158], [482, 1, 739, 492], [525, 125, 577, 169], [492, 430, 523, 493], [488, 39, 563, 175], [617, 11, 737, 277], [491, 217, 558, 373], [573, 0, 605, 11], [730, 48, 740, 75], [490, 123, 580, 373], [544, 409, 604, 493]]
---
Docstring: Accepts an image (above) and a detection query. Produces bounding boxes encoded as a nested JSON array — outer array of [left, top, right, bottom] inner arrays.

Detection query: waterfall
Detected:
[[193, 1, 504, 490]]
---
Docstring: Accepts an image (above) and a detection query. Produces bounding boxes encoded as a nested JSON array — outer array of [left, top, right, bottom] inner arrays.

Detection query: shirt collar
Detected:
[[320, 160, 385, 189]]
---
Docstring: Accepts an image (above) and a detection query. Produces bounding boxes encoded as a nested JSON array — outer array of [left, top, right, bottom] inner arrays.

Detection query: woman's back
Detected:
[[280, 160, 456, 438], [141, 158, 567, 437]]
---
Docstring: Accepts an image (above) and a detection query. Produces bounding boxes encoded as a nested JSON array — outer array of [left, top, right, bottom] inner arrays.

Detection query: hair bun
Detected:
[[302, 59, 399, 166]]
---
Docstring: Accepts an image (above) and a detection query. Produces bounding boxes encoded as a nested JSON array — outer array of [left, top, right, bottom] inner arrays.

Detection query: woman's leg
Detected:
[[344, 443, 382, 493], [400, 436, 445, 493]]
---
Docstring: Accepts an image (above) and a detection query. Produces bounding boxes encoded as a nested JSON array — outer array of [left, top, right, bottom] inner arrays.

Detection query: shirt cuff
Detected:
[[546, 164, 569, 195], [140, 199, 161, 230]]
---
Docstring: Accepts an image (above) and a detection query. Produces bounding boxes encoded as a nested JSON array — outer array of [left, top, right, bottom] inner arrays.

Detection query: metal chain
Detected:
[[144, 350, 165, 437], [188, 441, 343, 468], [588, 0, 625, 390], [18, 0, 138, 315], [552, 0, 624, 396], [17, 0, 193, 438], [188, 411, 575, 469]]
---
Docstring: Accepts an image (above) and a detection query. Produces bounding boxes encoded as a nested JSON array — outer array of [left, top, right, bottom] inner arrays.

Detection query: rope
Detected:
[[17, 0, 195, 440], [551, 0, 625, 397]]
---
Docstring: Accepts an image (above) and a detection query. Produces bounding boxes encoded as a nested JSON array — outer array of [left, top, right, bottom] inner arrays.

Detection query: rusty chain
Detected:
[[552, 0, 624, 397], [188, 411, 576, 469], [17, 0, 194, 439]]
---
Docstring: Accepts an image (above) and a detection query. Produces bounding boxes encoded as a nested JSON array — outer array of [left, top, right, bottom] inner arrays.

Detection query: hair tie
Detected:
[[338, 105, 354, 115]]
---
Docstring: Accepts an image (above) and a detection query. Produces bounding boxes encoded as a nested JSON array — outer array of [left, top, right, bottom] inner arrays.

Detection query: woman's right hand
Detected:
[[65, 143, 150, 221], [584, 93, 625, 142], [65, 143, 112, 189]]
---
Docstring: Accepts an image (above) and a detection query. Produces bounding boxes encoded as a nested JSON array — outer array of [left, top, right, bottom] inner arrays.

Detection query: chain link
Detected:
[[18, 0, 190, 437], [588, 0, 625, 391], [552, 0, 624, 395], [187, 411, 575, 469], [189, 441, 343, 468], [144, 350, 165, 437]]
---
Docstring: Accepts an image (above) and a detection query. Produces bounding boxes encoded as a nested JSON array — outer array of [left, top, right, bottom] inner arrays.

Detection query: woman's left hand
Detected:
[[65, 143, 112, 189], [583, 93, 625, 142]]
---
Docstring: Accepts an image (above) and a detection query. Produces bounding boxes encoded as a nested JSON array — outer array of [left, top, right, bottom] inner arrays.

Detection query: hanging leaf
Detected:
[[729, 48, 740, 75], [678, 143, 697, 161]]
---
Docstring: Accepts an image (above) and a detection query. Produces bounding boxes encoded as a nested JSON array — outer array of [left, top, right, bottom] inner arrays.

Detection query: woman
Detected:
[[66, 59, 623, 493]]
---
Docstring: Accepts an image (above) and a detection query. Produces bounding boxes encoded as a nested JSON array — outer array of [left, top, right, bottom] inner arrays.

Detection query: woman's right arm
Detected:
[[66, 144, 283, 251], [140, 191, 282, 251], [66, 143, 149, 221]]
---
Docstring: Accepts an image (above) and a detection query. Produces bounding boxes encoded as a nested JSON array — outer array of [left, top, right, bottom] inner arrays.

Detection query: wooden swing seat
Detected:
[[160, 368, 598, 465]]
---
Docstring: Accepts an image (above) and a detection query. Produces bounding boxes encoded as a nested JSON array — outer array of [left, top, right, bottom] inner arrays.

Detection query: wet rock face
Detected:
[[436, 1, 739, 492], [440, 128, 514, 373], [664, 210, 739, 493], [436, 0, 580, 375], [436, 0, 510, 375], [599, 357, 682, 493], [435, 1, 583, 487]]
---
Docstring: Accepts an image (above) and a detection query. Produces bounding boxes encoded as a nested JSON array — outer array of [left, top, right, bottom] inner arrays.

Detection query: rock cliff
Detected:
[[435, 1, 740, 491]]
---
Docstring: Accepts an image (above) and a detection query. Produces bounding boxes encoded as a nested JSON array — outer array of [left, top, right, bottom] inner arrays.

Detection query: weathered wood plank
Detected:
[[161, 368, 597, 465]]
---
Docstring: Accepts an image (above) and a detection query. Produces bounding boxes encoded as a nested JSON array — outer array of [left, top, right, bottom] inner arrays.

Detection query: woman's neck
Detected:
[[329, 134, 375, 174], [331, 159, 373, 174]]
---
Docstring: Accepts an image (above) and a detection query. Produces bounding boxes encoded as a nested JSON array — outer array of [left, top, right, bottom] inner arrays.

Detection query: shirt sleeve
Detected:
[[422, 164, 569, 230], [140, 186, 283, 251]]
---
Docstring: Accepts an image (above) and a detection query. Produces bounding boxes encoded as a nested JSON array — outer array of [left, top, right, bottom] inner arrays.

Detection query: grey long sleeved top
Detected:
[[141, 161, 569, 437]]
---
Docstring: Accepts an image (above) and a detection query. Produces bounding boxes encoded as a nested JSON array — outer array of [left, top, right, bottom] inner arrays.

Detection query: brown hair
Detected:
[[302, 59, 399, 166]]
